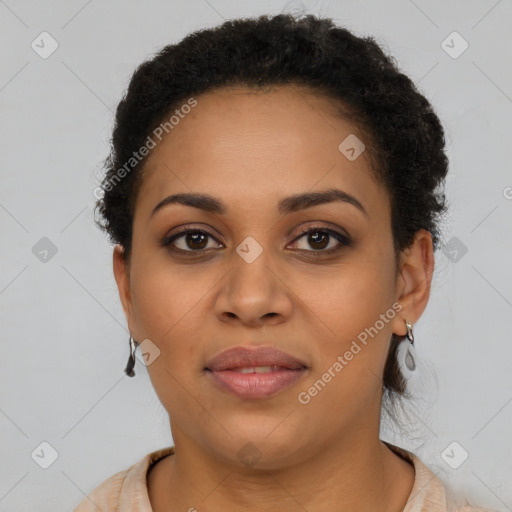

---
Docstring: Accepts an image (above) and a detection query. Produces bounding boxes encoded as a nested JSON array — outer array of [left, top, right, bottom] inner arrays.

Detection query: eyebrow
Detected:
[[150, 188, 369, 219]]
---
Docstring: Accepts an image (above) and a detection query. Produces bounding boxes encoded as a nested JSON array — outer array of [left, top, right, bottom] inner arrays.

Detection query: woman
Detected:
[[74, 13, 494, 512]]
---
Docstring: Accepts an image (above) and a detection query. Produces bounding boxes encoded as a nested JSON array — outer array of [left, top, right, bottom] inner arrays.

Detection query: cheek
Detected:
[[301, 252, 395, 343], [130, 257, 207, 335], [128, 266, 210, 413], [129, 261, 217, 376], [297, 252, 396, 408]]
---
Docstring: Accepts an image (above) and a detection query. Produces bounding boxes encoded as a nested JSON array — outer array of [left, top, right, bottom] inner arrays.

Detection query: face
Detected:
[[114, 85, 431, 469]]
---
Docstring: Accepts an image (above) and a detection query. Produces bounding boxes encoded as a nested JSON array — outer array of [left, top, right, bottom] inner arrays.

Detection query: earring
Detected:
[[396, 318, 417, 379], [124, 335, 139, 377]]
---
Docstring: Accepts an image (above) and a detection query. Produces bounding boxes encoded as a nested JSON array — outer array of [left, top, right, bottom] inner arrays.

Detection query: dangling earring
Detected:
[[124, 335, 139, 377], [396, 318, 417, 379]]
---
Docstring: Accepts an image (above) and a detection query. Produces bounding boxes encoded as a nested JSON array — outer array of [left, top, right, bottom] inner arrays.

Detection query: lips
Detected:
[[204, 346, 308, 372], [204, 346, 309, 400]]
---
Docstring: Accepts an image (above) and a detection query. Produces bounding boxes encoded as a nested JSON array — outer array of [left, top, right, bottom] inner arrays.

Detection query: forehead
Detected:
[[137, 85, 388, 220]]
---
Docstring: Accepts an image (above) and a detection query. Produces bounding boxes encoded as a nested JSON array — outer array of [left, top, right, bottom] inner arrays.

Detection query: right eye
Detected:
[[161, 228, 223, 254]]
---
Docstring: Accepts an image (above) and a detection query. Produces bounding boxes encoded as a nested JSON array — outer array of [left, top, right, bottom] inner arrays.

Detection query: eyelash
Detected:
[[160, 225, 352, 257]]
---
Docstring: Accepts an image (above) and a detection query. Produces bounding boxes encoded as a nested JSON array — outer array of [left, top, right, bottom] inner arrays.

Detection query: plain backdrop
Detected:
[[1, 0, 511, 510]]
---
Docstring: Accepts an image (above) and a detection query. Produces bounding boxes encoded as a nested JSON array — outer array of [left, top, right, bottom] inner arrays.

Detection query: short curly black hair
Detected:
[[95, 13, 449, 402]]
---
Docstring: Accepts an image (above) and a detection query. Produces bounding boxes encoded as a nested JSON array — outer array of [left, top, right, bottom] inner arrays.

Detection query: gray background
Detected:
[[0, 0, 511, 510]]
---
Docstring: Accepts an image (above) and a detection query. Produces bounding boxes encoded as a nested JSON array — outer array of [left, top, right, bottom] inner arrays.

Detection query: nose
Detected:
[[213, 247, 293, 327]]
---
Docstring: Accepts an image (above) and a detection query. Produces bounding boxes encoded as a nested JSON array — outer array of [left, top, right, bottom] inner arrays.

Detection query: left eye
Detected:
[[289, 227, 351, 253]]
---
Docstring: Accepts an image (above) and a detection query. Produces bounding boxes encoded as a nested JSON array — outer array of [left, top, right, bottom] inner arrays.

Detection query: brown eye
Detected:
[[307, 231, 330, 250], [290, 227, 351, 254], [160, 225, 351, 257], [182, 232, 209, 250], [161, 229, 222, 253]]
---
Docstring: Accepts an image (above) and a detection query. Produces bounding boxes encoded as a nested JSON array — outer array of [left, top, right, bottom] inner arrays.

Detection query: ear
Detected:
[[113, 244, 133, 327], [391, 229, 435, 336]]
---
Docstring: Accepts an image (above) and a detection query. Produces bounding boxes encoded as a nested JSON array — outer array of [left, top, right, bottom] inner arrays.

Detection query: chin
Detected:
[[209, 429, 309, 471]]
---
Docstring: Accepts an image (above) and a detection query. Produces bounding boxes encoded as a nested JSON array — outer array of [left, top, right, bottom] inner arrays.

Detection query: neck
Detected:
[[147, 423, 415, 512]]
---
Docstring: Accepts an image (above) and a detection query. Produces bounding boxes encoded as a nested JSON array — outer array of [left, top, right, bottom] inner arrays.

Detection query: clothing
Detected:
[[72, 443, 492, 511]]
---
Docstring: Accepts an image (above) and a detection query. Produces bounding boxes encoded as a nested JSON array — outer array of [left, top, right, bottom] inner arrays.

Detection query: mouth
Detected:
[[204, 346, 309, 400], [205, 366, 308, 400]]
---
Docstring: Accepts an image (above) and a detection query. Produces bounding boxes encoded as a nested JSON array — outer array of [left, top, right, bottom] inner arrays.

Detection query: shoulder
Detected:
[[449, 506, 499, 512], [384, 442, 497, 512], [72, 468, 129, 512], [72, 446, 175, 512]]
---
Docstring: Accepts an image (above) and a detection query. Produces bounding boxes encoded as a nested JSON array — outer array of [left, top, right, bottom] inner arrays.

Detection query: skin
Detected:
[[113, 84, 434, 512]]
